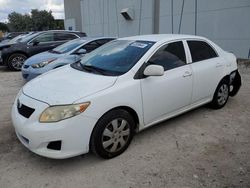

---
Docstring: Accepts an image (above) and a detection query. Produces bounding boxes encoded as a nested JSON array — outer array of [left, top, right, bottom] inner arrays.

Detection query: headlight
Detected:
[[39, 102, 90, 123], [31, 58, 57, 68]]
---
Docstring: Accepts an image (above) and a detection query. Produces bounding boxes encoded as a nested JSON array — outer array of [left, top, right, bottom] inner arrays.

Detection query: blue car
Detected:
[[22, 37, 115, 81]]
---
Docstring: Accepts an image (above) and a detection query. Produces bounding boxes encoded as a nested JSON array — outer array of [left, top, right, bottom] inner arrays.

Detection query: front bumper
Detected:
[[21, 65, 42, 81], [11, 92, 97, 159]]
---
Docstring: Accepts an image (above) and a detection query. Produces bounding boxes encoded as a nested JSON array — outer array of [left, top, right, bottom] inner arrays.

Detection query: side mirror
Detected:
[[76, 48, 87, 55], [144, 64, 164, 77]]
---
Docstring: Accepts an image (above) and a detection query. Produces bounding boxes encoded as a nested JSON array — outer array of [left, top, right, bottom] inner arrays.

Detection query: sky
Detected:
[[0, 0, 64, 22]]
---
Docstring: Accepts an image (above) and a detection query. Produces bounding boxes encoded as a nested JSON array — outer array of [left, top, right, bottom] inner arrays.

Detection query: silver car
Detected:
[[22, 37, 115, 81]]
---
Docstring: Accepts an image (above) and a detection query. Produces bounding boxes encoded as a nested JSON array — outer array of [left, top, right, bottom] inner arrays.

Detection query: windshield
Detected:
[[52, 39, 85, 54], [80, 40, 154, 76], [19, 32, 39, 43], [8, 34, 27, 43]]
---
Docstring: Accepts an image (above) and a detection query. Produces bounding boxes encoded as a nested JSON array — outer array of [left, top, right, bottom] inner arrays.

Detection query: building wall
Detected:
[[65, 0, 250, 58], [158, 0, 250, 58], [64, 0, 82, 31], [80, 0, 154, 37]]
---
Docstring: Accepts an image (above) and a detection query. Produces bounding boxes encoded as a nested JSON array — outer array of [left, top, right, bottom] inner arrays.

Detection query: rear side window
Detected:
[[148, 41, 186, 71], [188, 41, 218, 62], [83, 41, 100, 53], [54, 33, 78, 41]]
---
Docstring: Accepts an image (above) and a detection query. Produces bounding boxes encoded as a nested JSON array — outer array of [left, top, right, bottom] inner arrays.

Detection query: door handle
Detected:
[[216, 63, 223, 68], [183, 71, 192, 77]]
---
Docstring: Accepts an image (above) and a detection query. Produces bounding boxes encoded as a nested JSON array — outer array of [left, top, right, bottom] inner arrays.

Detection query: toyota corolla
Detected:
[[11, 34, 241, 159]]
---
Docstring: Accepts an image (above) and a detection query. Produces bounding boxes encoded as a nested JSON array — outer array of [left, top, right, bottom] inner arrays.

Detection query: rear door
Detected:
[[141, 41, 193, 125], [187, 40, 224, 103]]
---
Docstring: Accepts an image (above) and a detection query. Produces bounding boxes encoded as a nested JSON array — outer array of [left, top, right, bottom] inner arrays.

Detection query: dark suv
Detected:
[[0, 30, 86, 70]]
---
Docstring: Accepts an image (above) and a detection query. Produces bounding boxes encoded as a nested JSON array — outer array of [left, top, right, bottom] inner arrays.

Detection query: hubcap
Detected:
[[217, 84, 229, 105], [102, 119, 130, 153], [11, 55, 26, 70]]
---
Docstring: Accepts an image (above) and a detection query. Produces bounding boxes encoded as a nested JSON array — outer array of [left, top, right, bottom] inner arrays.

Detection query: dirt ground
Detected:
[[0, 65, 249, 188]]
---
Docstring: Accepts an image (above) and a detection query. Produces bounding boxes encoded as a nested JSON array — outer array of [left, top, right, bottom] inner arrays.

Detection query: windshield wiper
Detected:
[[80, 64, 107, 75]]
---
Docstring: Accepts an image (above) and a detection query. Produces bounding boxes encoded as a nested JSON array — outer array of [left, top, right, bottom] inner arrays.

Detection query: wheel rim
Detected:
[[102, 118, 130, 153], [217, 84, 229, 106], [11, 55, 26, 70]]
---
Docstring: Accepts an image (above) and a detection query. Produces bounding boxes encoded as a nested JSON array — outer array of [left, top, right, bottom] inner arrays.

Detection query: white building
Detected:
[[64, 0, 250, 58]]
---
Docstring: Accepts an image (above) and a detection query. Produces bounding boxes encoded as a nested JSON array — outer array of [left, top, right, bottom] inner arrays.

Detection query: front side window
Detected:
[[148, 41, 186, 71], [188, 40, 218, 62], [34, 33, 54, 43], [79, 40, 155, 76]]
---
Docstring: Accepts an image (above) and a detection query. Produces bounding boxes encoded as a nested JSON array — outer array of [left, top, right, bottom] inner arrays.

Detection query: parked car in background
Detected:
[[0, 32, 29, 43], [22, 37, 115, 81], [0, 30, 86, 71], [0, 32, 36, 46], [11, 34, 241, 159]]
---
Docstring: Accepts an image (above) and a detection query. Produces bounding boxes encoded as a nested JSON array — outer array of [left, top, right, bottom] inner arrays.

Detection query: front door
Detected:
[[141, 41, 193, 126]]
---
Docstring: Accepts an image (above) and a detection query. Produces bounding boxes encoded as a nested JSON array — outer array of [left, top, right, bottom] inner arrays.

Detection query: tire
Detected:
[[7, 53, 27, 71], [90, 109, 135, 159], [210, 79, 229, 109]]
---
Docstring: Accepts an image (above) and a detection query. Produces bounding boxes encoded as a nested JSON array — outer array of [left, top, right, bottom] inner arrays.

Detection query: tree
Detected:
[[8, 12, 26, 31], [7, 9, 64, 32], [0, 22, 9, 32], [30, 9, 55, 31]]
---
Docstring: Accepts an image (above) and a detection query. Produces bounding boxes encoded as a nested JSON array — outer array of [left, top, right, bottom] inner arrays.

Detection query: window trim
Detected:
[[28, 32, 80, 45], [186, 39, 219, 63]]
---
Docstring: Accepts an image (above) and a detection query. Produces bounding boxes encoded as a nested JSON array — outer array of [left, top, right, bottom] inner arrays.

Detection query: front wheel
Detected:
[[7, 53, 27, 71], [90, 109, 135, 159], [210, 79, 229, 109]]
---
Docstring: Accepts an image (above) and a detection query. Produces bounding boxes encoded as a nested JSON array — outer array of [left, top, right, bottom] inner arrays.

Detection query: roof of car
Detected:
[[120, 34, 205, 42]]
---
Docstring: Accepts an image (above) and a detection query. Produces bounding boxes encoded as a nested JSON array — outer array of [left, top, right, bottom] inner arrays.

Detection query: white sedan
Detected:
[[11, 34, 241, 159]]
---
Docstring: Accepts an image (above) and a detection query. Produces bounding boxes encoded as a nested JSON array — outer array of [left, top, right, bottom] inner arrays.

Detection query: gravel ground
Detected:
[[0, 66, 249, 188]]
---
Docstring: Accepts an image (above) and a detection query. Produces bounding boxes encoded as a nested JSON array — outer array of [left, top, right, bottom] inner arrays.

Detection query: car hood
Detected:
[[0, 43, 11, 50], [22, 65, 117, 105], [24, 51, 64, 65]]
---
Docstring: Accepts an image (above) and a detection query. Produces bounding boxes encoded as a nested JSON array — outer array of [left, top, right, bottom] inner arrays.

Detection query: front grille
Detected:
[[17, 100, 35, 118], [23, 65, 29, 69]]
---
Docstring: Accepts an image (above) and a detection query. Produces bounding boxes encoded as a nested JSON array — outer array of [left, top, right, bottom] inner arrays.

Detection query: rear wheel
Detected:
[[90, 109, 135, 159], [210, 79, 229, 109], [7, 53, 27, 71]]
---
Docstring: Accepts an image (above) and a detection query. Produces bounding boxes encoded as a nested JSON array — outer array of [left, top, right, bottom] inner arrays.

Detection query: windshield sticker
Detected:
[[130, 42, 148, 48]]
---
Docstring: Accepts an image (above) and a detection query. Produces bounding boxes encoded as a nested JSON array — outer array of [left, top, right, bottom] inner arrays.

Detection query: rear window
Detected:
[[187, 41, 218, 62]]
